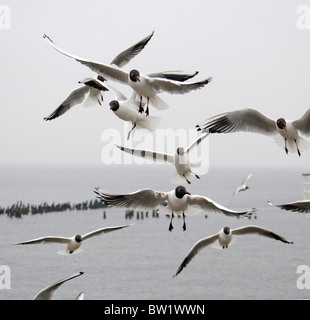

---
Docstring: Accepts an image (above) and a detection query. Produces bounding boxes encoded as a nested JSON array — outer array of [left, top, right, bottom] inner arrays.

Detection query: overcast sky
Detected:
[[1, 0, 310, 168]]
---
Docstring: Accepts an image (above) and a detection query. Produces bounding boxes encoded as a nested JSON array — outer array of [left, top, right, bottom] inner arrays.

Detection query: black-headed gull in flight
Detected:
[[44, 75, 108, 120], [43, 33, 212, 114], [115, 131, 209, 183], [14, 224, 132, 255], [104, 83, 161, 140], [43, 31, 155, 120], [196, 108, 310, 156], [232, 173, 253, 197], [173, 225, 293, 277], [33, 271, 84, 300], [268, 200, 310, 213], [94, 186, 255, 232]]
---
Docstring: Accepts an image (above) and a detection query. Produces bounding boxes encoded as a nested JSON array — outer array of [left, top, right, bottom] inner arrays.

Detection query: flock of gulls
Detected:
[[12, 31, 310, 299]]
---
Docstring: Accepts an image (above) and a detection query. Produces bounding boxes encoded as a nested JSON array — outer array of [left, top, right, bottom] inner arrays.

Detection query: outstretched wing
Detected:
[[185, 131, 210, 153], [14, 236, 70, 245], [110, 31, 154, 68], [268, 200, 310, 213], [187, 195, 255, 217], [148, 70, 199, 82], [82, 224, 133, 240], [94, 187, 168, 209], [173, 233, 219, 277], [231, 225, 293, 244], [44, 86, 90, 121], [33, 271, 84, 300], [149, 76, 212, 94], [196, 108, 277, 135], [292, 109, 310, 136], [43, 34, 128, 83]]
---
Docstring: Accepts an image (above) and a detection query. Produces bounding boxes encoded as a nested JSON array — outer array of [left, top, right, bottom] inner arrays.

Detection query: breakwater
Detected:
[[0, 199, 108, 218]]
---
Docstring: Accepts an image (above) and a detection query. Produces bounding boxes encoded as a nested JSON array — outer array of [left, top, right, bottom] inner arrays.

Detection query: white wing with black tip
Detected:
[[268, 200, 310, 213], [82, 224, 133, 241], [173, 233, 219, 278], [196, 108, 277, 135], [187, 195, 256, 217], [94, 187, 168, 209], [231, 225, 293, 244]]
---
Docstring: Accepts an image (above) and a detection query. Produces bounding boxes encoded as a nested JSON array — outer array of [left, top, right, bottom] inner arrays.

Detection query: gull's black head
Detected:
[[276, 118, 287, 131], [175, 186, 191, 199], [75, 235, 82, 243], [109, 100, 119, 112], [129, 69, 140, 82], [177, 147, 185, 156], [223, 227, 230, 235]]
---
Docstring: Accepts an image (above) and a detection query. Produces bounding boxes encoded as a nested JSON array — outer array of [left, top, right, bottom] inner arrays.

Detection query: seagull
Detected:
[[43, 31, 155, 120], [196, 108, 310, 156], [232, 173, 253, 196], [44, 75, 109, 120], [115, 131, 210, 183], [268, 200, 310, 213], [105, 83, 161, 140], [33, 271, 84, 300], [173, 225, 293, 277], [94, 186, 255, 232], [14, 224, 132, 255], [43, 33, 212, 115]]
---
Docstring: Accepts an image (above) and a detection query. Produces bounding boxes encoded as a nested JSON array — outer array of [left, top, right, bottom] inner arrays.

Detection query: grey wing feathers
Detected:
[[268, 200, 310, 213], [187, 195, 255, 217], [82, 224, 132, 240], [110, 31, 154, 68], [43, 34, 128, 84], [173, 234, 219, 277], [33, 271, 84, 300], [231, 225, 293, 244], [14, 236, 70, 245], [148, 70, 199, 82], [94, 187, 168, 209], [44, 86, 90, 121], [196, 109, 276, 135], [151, 77, 212, 94], [292, 109, 310, 136]]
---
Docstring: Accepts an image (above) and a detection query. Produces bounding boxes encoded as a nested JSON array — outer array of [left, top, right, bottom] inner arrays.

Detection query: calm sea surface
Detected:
[[0, 164, 310, 300]]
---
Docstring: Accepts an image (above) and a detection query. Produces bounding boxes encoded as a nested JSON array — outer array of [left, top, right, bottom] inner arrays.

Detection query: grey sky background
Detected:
[[1, 0, 310, 168]]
